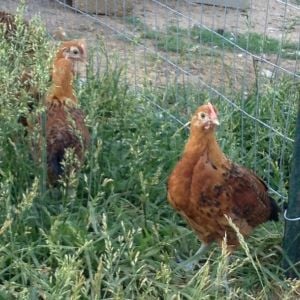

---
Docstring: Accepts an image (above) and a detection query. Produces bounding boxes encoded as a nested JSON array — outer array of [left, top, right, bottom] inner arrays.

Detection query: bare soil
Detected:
[[1, 0, 299, 91]]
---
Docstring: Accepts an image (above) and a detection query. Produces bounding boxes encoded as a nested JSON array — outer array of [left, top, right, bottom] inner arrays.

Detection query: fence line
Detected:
[[54, 0, 296, 145], [150, 0, 299, 79], [276, 0, 300, 10], [29, 0, 300, 199]]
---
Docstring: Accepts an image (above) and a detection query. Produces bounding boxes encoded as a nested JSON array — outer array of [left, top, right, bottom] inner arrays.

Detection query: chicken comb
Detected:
[[207, 102, 218, 119]]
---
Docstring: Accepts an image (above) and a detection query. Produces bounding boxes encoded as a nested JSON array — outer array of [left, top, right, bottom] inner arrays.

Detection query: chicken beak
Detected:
[[212, 117, 220, 126]]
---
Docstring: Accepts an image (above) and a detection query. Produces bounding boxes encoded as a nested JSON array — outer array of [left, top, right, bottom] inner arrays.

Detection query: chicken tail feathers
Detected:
[[269, 197, 280, 222], [47, 148, 65, 184]]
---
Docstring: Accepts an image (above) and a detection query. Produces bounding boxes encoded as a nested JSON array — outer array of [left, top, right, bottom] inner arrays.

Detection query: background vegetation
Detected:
[[0, 10, 299, 299], [125, 16, 300, 60]]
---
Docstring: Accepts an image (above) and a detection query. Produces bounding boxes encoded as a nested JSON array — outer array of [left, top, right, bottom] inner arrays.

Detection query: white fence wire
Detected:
[[1, 0, 299, 202]]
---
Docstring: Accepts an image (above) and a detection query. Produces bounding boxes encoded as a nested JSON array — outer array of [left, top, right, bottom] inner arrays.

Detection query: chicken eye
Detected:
[[72, 49, 79, 55], [200, 112, 206, 119]]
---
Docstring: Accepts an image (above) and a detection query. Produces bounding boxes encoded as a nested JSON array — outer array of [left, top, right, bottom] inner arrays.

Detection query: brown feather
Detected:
[[52, 39, 87, 78], [21, 40, 88, 130], [45, 100, 90, 185], [168, 103, 279, 250], [35, 57, 90, 185]]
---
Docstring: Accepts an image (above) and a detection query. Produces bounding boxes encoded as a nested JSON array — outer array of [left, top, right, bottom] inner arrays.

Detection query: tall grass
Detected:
[[0, 10, 299, 299]]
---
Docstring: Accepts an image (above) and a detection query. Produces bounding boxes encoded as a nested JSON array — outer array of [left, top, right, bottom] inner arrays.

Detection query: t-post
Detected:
[[282, 97, 300, 279]]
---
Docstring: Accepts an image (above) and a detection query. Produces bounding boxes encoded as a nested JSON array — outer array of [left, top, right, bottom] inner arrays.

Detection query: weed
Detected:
[[0, 9, 299, 300]]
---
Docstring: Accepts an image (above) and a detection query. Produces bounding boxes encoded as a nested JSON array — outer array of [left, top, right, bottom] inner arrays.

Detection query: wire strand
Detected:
[[54, 0, 296, 144], [284, 210, 300, 222]]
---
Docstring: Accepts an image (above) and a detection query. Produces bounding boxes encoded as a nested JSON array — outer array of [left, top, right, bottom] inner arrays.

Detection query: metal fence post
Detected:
[[282, 98, 300, 279]]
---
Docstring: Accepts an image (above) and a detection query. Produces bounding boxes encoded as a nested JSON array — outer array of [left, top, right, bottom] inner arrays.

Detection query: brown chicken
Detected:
[[167, 103, 279, 256], [41, 55, 90, 185]]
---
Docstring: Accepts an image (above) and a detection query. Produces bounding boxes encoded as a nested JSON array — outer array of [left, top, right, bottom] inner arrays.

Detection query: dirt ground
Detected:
[[1, 0, 299, 91]]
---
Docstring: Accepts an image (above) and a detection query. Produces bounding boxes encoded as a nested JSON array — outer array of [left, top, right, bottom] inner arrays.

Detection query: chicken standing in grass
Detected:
[[167, 103, 279, 260], [41, 53, 90, 185]]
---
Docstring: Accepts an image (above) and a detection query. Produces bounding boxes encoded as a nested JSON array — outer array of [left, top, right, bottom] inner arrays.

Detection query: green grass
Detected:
[[189, 26, 298, 56], [125, 17, 300, 59], [0, 9, 299, 299]]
